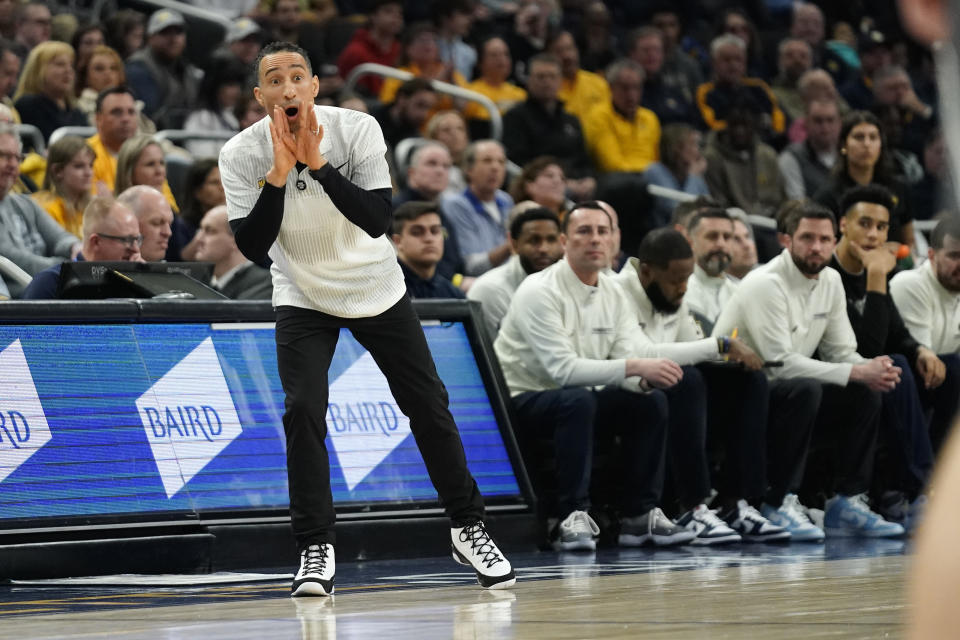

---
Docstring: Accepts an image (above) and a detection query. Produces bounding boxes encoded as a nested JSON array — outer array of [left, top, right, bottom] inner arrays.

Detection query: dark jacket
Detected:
[[398, 259, 464, 300], [501, 97, 594, 179]]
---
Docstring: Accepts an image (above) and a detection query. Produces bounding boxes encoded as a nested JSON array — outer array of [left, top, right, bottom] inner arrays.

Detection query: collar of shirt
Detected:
[[557, 257, 603, 306], [211, 260, 251, 289], [924, 259, 960, 308], [775, 248, 821, 295], [692, 263, 730, 291]]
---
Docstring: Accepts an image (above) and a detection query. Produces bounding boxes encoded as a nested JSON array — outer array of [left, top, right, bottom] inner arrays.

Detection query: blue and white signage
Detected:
[[0, 321, 522, 526]]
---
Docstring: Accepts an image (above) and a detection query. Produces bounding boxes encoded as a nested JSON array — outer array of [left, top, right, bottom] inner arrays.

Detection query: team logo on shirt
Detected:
[[257, 177, 265, 189]]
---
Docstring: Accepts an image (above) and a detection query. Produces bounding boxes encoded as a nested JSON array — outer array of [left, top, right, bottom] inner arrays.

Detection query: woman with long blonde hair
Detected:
[[14, 40, 88, 143]]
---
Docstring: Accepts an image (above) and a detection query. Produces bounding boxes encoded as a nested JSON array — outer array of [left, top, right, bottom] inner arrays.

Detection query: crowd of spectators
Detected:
[[0, 0, 956, 551]]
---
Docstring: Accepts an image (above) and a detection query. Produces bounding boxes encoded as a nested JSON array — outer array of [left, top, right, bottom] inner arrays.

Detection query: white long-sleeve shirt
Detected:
[[890, 260, 960, 354], [613, 258, 721, 365], [684, 263, 738, 324], [494, 258, 641, 396], [712, 249, 865, 385], [466, 254, 527, 338]]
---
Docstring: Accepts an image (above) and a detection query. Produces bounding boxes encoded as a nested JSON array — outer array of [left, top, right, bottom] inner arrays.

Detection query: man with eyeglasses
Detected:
[[0, 124, 79, 297], [22, 196, 142, 299], [391, 200, 463, 299]]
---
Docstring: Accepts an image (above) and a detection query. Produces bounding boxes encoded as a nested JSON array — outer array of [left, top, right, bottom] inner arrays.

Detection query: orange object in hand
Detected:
[[896, 244, 911, 259]]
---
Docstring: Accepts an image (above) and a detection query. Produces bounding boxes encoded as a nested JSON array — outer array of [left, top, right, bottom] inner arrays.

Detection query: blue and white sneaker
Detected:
[[823, 493, 905, 538], [723, 499, 791, 542], [676, 504, 741, 545], [761, 494, 825, 542]]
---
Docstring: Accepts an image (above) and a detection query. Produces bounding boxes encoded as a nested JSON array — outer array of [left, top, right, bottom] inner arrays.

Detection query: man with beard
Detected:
[[771, 38, 814, 123], [891, 216, 960, 452], [468, 206, 563, 338], [713, 201, 905, 538], [682, 208, 739, 333], [614, 228, 794, 543]]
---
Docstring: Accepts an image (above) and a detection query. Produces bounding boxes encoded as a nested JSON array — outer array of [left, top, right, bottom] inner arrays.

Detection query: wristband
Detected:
[[717, 336, 730, 354], [452, 273, 464, 288]]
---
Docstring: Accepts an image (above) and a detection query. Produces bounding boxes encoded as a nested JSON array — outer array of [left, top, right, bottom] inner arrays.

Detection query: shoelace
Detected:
[[649, 507, 680, 531], [695, 505, 727, 529], [301, 544, 329, 576], [562, 510, 601, 537], [739, 502, 769, 524], [847, 493, 875, 515], [782, 494, 814, 525], [459, 522, 505, 569]]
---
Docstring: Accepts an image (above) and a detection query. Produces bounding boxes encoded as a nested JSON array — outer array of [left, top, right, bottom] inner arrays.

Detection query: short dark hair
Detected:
[[395, 77, 435, 101], [392, 200, 440, 235], [563, 200, 611, 232], [95, 84, 134, 113], [839, 184, 895, 218], [930, 216, 960, 250], [638, 228, 693, 269], [671, 196, 720, 229], [253, 41, 313, 86], [510, 206, 560, 239], [687, 207, 731, 234], [528, 52, 561, 71], [777, 199, 837, 236]]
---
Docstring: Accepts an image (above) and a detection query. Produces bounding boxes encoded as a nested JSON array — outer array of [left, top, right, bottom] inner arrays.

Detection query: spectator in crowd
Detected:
[[425, 109, 469, 195], [627, 26, 698, 127], [267, 0, 334, 90], [442, 139, 513, 276], [0, 123, 80, 296], [379, 22, 466, 108], [814, 110, 914, 246], [649, 8, 703, 104], [576, 0, 618, 73], [195, 205, 271, 300], [234, 93, 266, 131], [696, 34, 785, 141], [583, 59, 660, 174], [177, 157, 224, 261], [891, 216, 960, 451], [371, 78, 437, 150], [716, 8, 764, 79], [713, 200, 905, 538], [771, 38, 814, 123], [71, 23, 105, 71], [467, 205, 562, 337], [912, 129, 950, 220], [31, 136, 94, 238], [871, 65, 936, 158], [505, 0, 554, 79], [507, 156, 569, 220], [336, 0, 403, 97], [88, 86, 140, 193], [614, 228, 797, 543], [0, 38, 20, 120], [779, 98, 841, 198], [547, 30, 609, 122], [103, 9, 145, 60], [670, 195, 720, 243], [644, 124, 710, 229], [463, 36, 526, 126], [76, 46, 154, 134], [116, 185, 172, 262], [21, 196, 141, 299], [0, 0, 16, 41], [873, 103, 924, 187], [183, 57, 246, 158], [787, 69, 849, 144], [726, 208, 758, 280], [830, 185, 943, 526], [392, 200, 464, 299], [494, 202, 694, 550], [115, 135, 177, 211], [13, 40, 88, 143], [682, 208, 739, 332], [392, 141, 465, 283], [501, 53, 595, 201], [434, 0, 476, 81], [13, 1, 51, 59], [841, 30, 892, 111], [209, 17, 263, 70], [789, 2, 852, 85], [704, 98, 785, 219], [125, 9, 203, 130]]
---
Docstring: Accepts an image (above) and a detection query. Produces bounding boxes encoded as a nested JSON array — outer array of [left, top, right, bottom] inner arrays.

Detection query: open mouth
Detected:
[[284, 105, 299, 118]]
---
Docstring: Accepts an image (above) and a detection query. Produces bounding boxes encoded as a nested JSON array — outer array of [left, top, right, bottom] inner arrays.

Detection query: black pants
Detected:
[[877, 354, 934, 497], [512, 386, 668, 518], [918, 353, 960, 453], [275, 297, 484, 547], [660, 365, 710, 508], [766, 378, 821, 504]]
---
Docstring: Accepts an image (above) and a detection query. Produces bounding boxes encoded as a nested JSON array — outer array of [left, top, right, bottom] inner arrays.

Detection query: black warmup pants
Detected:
[[275, 296, 484, 547]]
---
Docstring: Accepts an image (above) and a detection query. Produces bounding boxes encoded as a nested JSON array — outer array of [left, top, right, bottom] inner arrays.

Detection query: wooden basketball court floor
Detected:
[[0, 539, 909, 639]]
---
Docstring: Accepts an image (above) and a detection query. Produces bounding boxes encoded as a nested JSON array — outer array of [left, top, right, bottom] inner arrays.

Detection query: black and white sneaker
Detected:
[[676, 504, 742, 545], [619, 507, 696, 546], [291, 543, 335, 597], [451, 521, 516, 590], [722, 499, 791, 542]]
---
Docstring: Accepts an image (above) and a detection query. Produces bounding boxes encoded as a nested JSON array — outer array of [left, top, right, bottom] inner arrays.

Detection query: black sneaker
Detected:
[[292, 543, 335, 597], [451, 521, 516, 589]]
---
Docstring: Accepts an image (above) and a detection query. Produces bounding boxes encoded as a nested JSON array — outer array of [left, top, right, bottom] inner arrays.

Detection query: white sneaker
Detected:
[[761, 494, 825, 542], [548, 510, 600, 551], [451, 521, 516, 589], [677, 504, 741, 545], [723, 499, 791, 542], [291, 543, 335, 597]]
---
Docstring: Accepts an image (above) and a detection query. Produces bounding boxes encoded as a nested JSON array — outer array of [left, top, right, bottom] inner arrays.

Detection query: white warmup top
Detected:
[[219, 105, 403, 318], [466, 254, 528, 338], [613, 257, 721, 365], [890, 260, 960, 354], [712, 249, 865, 385], [684, 263, 739, 324]]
